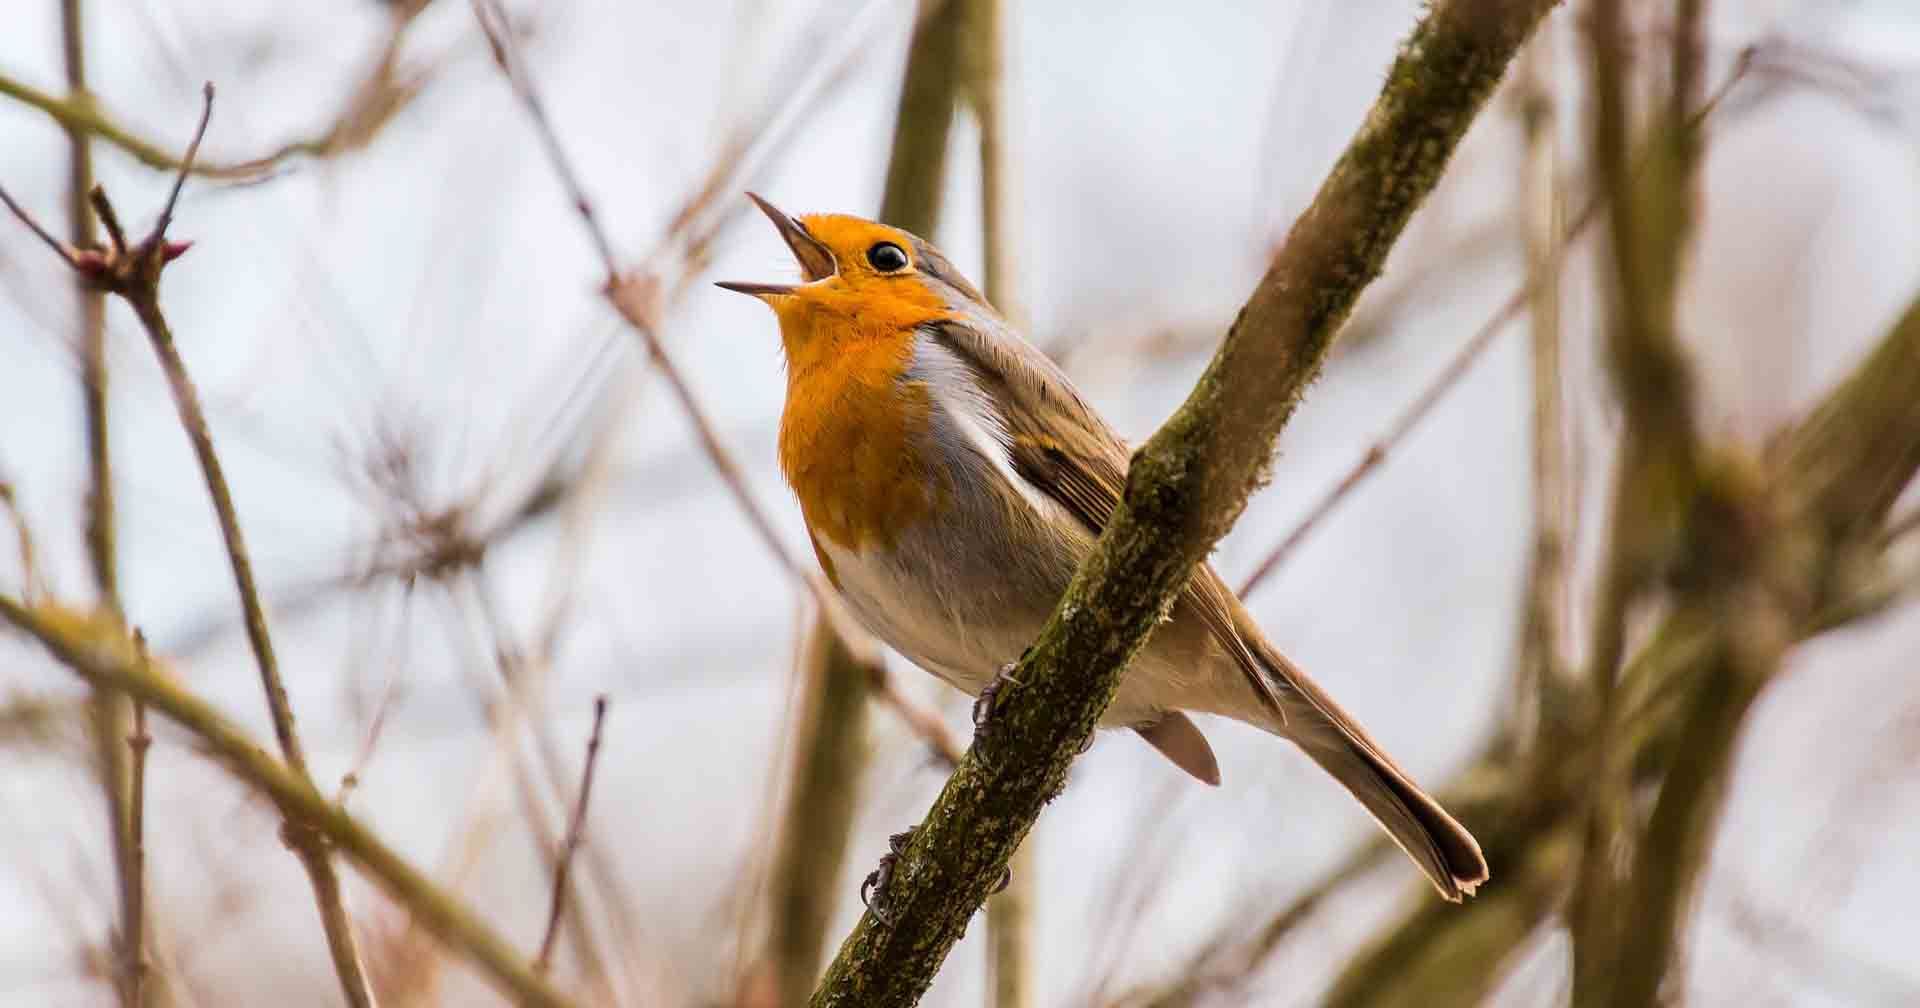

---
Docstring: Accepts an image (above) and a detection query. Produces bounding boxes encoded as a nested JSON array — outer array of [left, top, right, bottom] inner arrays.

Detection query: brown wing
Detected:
[[920, 318, 1286, 718], [924, 317, 1489, 898]]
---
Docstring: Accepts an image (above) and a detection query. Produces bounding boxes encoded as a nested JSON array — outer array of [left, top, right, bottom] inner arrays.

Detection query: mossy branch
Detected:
[[807, 2, 1559, 1004], [1317, 288, 1920, 1006], [0, 597, 578, 1008]]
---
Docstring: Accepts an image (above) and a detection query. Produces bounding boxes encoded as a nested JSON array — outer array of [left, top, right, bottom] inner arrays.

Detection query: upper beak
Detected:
[[715, 193, 836, 297]]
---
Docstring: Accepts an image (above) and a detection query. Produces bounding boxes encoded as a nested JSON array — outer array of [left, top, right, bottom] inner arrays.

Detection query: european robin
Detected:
[[719, 195, 1487, 901]]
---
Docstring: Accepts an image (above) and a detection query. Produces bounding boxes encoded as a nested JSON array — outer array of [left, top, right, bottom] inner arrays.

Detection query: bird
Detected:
[[718, 194, 1488, 902]]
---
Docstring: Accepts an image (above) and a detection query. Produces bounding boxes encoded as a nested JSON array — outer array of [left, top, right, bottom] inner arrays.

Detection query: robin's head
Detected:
[[718, 194, 987, 357]]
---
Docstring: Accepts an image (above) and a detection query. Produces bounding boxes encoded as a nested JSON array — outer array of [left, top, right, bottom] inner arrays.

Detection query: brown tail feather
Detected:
[[1253, 642, 1488, 900]]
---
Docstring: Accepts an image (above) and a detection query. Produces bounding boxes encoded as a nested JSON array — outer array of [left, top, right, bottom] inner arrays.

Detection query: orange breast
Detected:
[[778, 333, 948, 552]]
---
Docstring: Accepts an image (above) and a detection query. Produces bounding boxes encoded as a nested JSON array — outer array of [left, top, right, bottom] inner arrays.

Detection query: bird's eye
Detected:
[[866, 241, 910, 273]]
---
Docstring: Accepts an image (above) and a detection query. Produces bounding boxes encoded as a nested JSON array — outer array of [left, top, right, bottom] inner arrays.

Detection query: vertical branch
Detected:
[[1511, 31, 1571, 746], [965, 0, 1015, 321], [63, 0, 113, 602], [766, 625, 876, 1006], [878, 0, 964, 236], [59, 4, 149, 1002], [1572, 0, 1709, 1000], [963, 1, 1034, 1003], [123, 662, 152, 1008]]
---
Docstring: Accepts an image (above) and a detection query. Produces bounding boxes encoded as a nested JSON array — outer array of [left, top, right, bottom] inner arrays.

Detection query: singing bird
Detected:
[[719, 195, 1487, 901]]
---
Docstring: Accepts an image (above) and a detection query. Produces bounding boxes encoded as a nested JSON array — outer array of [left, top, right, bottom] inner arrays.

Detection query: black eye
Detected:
[[866, 241, 909, 272]]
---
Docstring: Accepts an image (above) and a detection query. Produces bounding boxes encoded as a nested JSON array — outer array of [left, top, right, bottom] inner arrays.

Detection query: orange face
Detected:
[[718, 199, 956, 375]]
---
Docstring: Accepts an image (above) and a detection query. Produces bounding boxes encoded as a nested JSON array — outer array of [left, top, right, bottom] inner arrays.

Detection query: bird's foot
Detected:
[[858, 826, 1013, 926], [971, 662, 1025, 737], [860, 828, 917, 926]]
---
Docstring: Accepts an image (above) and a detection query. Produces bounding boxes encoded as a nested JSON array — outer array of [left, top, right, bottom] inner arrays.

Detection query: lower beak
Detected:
[[715, 280, 796, 297], [715, 192, 836, 297]]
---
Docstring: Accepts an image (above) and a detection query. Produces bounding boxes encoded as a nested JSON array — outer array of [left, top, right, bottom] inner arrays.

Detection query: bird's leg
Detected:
[[858, 826, 1012, 925], [860, 828, 916, 926], [971, 660, 1025, 735]]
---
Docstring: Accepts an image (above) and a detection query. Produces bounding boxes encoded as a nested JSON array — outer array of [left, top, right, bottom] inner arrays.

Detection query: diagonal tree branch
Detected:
[[0, 596, 577, 1008], [55, 2, 152, 1003], [806, 2, 1560, 1004]]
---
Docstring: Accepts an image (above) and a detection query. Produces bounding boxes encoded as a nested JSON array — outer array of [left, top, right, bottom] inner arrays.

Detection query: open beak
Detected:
[[715, 193, 836, 297]]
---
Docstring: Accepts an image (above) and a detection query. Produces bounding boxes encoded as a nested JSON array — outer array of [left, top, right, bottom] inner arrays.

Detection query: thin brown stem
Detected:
[[866, 662, 964, 767], [1236, 42, 1754, 600], [964, 2, 1033, 1001], [124, 665, 152, 1008], [1513, 29, 1571, 743], [1239, 288, 1528, 598], [0, 185, 82, 267], [152, 85, 213, 246], [535, 695, 609, 976], [468, 0, 866, 650], [60, 4, 145, 1003], [21, 85, 379, 1008]]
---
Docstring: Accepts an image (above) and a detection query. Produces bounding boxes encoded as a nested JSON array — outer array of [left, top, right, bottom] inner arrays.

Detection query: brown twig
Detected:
[[2, 84, 377, 1008], [866, 663, 965, 767], [123, 642, 152, 1008], [0, 484, 45, 602], [1236, 44, 1756, 600], [467, 0, 870, 650], [461, 575, 630, 1001], [536, 695, 610, 976], [1511, 27, 1573, 746], [962, 1, 1034, 1000], [58, 9, 147, 1001], [0, 185, 82, 268]]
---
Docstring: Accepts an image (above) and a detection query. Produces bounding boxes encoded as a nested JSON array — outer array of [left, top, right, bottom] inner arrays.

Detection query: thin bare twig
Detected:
[[866, 663, 965, 767], [1511, 27, 1573, 746], [0, 484, 45, 603], [962, 1, 1034, 1000], [58, 9, 147, 1002], [124, 642, 152, 1007], [2, 84, 377, 1008], [0, 186, 81, 268], [536, 695, 610, 976], [468, 0, 868, 649], [1237, 46, 1756, 600]]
